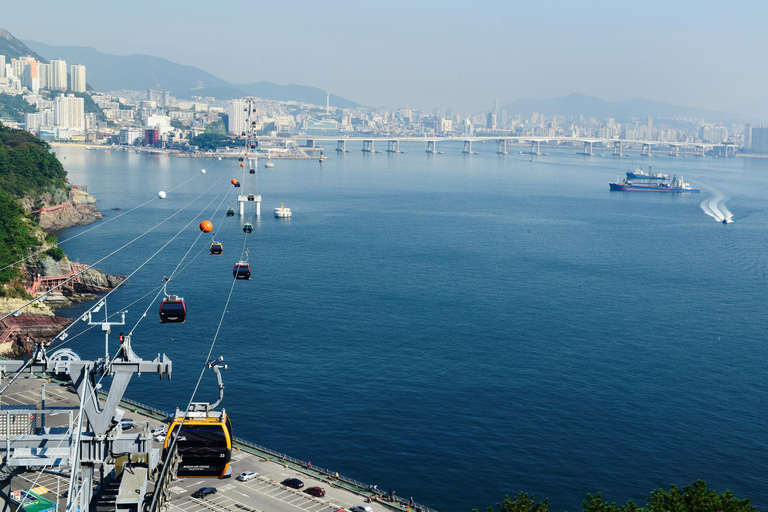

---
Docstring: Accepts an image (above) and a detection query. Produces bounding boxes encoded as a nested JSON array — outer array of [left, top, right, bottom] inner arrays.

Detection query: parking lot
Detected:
[[2, 376, 393, 512]]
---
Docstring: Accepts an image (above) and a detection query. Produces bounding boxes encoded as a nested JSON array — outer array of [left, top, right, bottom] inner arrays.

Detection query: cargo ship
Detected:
[[626, 166, 669, 180], [609, 175, 700, 192]]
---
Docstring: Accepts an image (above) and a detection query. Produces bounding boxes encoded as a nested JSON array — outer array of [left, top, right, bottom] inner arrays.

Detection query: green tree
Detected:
[[646, 480, 756, 512], [474, 481, 758, 512], [473, 492, 549, 512], [583, 493, 640, 512]]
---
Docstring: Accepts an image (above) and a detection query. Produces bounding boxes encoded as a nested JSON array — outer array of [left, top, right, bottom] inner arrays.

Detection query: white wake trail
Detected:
[[700, 189, 732, 222]]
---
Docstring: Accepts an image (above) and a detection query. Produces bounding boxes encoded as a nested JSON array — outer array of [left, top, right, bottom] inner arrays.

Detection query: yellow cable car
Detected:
[[210, 241, 223, 255], [164, 358, 232, 478], [164, 408, 232, 478]]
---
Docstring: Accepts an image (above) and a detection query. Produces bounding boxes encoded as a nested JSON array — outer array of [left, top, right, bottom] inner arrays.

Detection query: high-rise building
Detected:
[[0, 55, 5, 78], [21, 59, 39, 92], [11, 58, 26, 79], [226, 99, 247, 135], [744, 124, 752, 152], [486, 112, 497, 130], [700, 124, 728, 143], [37, 63, 51, 89], [750, 126, 768, 153], [51, 59, 68, 91], [647, 116, 653, 139], [54, 94, 85, 129], [70, 64, 86, 93]]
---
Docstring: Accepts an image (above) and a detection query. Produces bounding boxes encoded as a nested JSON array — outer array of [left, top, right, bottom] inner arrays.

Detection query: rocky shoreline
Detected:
[[0, 189, 122, 358]]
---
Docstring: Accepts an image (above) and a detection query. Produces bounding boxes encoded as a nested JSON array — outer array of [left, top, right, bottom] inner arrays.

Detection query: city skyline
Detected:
[[3, 0, 768, 114]]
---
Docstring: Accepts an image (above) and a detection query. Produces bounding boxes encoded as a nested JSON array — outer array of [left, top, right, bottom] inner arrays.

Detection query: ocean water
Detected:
[[53, 143, 768, 511]]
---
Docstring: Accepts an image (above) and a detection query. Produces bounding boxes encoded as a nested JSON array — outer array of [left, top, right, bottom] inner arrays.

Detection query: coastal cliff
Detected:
[[0, 123, 120, 356]]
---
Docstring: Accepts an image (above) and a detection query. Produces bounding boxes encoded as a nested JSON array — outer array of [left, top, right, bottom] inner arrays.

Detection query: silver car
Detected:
[[237, 471, 259, 482]]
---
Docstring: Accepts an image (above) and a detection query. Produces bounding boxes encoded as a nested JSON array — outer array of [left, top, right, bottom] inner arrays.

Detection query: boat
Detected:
[[274, 203, 292, 218], [626, 167, 669, 180], [265, 157, 275, 168], [609, 175, 700, 193]]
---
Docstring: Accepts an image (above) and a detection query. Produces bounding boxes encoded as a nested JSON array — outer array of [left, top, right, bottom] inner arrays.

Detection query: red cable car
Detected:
[[233, 262, 251, 280], [159, 295, 186, 323]]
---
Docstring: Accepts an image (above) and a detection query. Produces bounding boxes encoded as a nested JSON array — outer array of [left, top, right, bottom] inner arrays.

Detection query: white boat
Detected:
[[264, 157, 275, 168], [274, 203, 292, 218]]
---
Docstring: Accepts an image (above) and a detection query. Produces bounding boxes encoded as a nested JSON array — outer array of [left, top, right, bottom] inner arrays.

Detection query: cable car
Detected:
[[247, 194, 255, 201], [249, 168, 255, 174], [226, 208, 235, 217], [159, 295, 186, 323], [242, 222, 253, 233], [164, 359, 232, 478], [238, 156, 244, 161], [233, 261, 251, 280], [234, 182, 241, 188], [210, 241, 223, 255]]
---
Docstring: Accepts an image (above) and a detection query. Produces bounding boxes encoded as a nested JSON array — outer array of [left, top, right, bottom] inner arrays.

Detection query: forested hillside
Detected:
[[0, 122, 67, 295]]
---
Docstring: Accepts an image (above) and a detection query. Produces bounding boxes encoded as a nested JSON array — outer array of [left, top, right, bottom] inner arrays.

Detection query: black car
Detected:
[[192, 487, 217, 498], [281, 478, 304, 489]]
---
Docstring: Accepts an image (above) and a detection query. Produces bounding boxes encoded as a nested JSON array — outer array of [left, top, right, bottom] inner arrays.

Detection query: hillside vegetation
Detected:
[[0, 123, 68, 202], [0, 122, 68, 296]]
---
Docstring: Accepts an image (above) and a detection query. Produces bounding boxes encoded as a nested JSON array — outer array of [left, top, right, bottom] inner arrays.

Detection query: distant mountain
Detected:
[[726, 97, 768, 123], [23, 39, 359, 108], [0, 28, 46, 62], [501, 93, 750, 123]]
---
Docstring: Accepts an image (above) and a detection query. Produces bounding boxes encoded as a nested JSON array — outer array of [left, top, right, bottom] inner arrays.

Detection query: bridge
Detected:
[[256, 135, 737, 158]]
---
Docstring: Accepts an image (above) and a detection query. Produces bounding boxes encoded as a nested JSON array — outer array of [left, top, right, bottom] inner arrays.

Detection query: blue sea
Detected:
[[53, 143, 768, 511]]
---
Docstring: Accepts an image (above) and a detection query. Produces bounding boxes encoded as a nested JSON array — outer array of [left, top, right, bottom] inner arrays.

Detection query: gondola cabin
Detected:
[[159, 295, 186, 323], [164, 408, 232, 478], [210, 242, 223, 255], [233, 262, 251, 280], [247, 194, 255, 201], [226, 208, 235, 217], [234, 182, 241, 188], [249, 168, 255, 174], [242, 223, 253, 233]]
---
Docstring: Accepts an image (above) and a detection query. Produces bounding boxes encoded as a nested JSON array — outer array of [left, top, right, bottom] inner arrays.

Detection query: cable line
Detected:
[[0, 159, 223, 275], [0, 176, 227, 322]]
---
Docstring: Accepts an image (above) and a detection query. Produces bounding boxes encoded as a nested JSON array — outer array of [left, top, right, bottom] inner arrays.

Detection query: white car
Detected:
[[350, 506, 374, 512], [236, 471, 259, 482]]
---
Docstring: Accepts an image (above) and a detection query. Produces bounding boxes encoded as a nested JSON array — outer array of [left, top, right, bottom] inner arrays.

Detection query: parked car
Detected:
[[237, 471, 259, 482], [192, 487, 217, 498], [281, 478, 304, 489], [119, 419, 136, 430], [350, 506, 373, 512], [305, 486, 326, 497]]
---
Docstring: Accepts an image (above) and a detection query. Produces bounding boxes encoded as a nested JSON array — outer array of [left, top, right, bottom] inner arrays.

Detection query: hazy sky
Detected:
[[4, 0, 767, 113]]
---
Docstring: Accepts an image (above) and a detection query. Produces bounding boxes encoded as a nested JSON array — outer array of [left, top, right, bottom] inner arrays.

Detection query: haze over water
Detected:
[[54, 144, 768, 511]]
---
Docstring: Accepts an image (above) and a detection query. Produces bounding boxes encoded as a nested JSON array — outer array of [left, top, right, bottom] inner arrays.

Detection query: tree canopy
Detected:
[[0, 122, 68, 199], [473, 481, 758, 512]]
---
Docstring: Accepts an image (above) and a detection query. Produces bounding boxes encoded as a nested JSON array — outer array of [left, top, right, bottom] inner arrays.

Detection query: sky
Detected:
[[4, 0, 768, 113]]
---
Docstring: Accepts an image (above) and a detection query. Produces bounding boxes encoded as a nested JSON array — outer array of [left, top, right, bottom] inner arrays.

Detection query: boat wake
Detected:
[[700, 190, 733, 223]]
